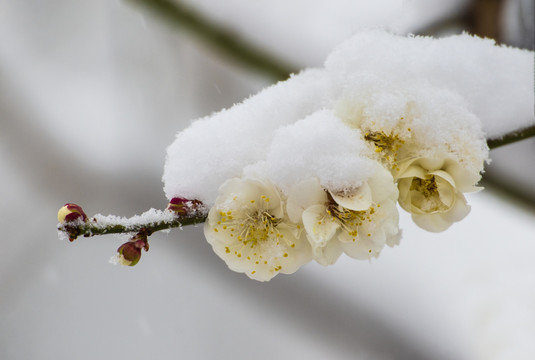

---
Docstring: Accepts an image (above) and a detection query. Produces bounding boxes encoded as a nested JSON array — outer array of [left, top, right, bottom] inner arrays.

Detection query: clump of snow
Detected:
[[326, 31, 534, 139], [163, 69, 336, 204], [163, 30, 533, 206], [334, 77, 488, 170], [92, 208, 177, 230], [244, 109, 375, 194], [56, 229, 71, 242]]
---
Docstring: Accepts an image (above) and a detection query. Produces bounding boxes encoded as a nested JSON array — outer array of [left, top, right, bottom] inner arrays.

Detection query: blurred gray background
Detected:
[[0, 1, 534, 359]]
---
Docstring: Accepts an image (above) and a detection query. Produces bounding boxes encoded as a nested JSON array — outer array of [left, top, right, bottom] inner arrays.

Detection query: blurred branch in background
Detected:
[[127, 0, 298, 80], [415, 0, 505, 40], [465, 0, 504, 40], [487, 124, 535, 149]]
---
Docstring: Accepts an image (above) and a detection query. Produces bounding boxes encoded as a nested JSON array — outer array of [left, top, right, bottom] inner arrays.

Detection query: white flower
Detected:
[[204, 178, 312, 281], [287, 163, 400, 265], [397, 157, 481, 232]]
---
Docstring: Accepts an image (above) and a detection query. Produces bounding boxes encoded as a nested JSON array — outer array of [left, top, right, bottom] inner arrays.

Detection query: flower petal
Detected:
[[276, 225, 313, 275], [444, 162, 482, 192], [330, 182, 372, 211], [417, 157, 445, 171], [435, 176, 455, 208], [302, 205, 339, 246], [367, 163, 397, 203], [397, 178, 413, 211], [441, 193, 471, 223], [411, 213, 452, 232], [310, 238, 343, 266], [397, 164, 427, 180], [287, 178, 327, 223], [340, 228, 386, 260], [430, 169, 456, 187]]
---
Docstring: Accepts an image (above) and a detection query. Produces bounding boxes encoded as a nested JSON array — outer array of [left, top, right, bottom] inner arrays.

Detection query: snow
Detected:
[[91, 208, 177, 230], [2, 1, 534, 359], [164, 31, 532, 205], [244, 109, 376, 194], [163, 69, 336, 204], [326, 31, 534, 139]]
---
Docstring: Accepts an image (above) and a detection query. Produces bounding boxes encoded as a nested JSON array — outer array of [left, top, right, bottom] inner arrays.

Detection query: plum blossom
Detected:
[[287, 163, 400, 265], [204, 178, 312, 281], [397, 157, 482, 232]]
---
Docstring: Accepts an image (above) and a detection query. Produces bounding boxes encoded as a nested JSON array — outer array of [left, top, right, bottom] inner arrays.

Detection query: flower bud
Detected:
[[116, 242, 142, 266], [113, 230, 149, 267], [57, 203, 88, 223], [167, 197, 202, 215]]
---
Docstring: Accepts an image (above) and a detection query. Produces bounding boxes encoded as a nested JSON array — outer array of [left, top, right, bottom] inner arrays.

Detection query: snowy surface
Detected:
[[163, 69, 336, 204], [1, 1, 534, 360], [326, 31, 534, 139], [164, 31, 532, 205], [247, 110, 374, 193]]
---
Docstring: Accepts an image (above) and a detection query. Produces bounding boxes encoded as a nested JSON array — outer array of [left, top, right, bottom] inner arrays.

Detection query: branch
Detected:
[[487, 124, 535, 149], [127, 0, 297, 80], [57, 125, 535, 241], [58, 200, 207, 241], [57, 200, 207, 266], [58, 210, 206, 240]]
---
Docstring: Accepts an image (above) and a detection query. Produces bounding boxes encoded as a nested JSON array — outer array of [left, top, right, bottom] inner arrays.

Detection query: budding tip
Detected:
[[115, 230, 149, 267], [167, 197, 202, 215], [57, 203, 88, 223]]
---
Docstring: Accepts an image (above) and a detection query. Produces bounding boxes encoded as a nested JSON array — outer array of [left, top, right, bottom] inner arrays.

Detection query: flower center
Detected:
[[411, 176, 438, 197], [409, 176, 448, 212], [215, 197, 293, 272], [326, 194, 374, 240], [240, 210, 281, 246], [364, 130, 406, 170]]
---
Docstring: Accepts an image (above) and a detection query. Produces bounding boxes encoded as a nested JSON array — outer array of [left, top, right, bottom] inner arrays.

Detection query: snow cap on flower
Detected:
[[287, 162, 400, 265], [333, 76, 488, 234], [162, 30, 532, 275], [335, 77, 489, 175], [204, 177, 312, 281], [245, 109, 375, 194], [326, 30, 534, 139], [163, 69, 335, 207], [164, 30, 530, 210]]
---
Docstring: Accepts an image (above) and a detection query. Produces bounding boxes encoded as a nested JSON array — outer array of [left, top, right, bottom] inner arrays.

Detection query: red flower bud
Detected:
[[117, 242, 142, 266], [167, 197, 202, 215], [57, 203, 88, 223], [114, 230, 150, 267]]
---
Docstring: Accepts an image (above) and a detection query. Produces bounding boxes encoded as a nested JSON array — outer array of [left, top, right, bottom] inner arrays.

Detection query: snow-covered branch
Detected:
[[57, 200, 206, 265], [57, 30, 533, 280], [57, 207, 206, 241]]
